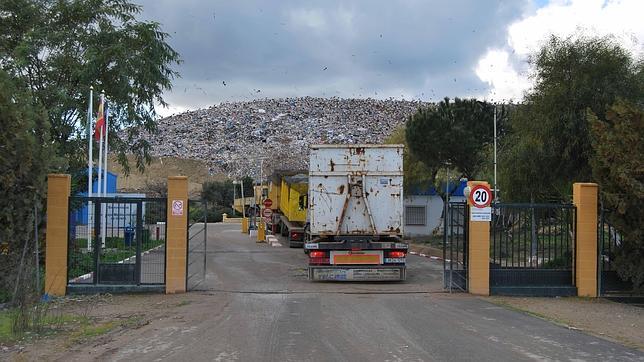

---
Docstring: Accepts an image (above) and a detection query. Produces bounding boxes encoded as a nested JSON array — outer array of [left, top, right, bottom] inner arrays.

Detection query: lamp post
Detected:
[[232, 182, 237, 217], [493, 103, 498, 203], [233, 180, 245, 218]]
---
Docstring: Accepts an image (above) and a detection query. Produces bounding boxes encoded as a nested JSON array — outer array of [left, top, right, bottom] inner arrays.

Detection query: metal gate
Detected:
[[489, 203, 576, 296], [598, 207, 634, 295], [443, 202, 468, 292], [67, 196, 166, 286], [186, 199, 208, 291]]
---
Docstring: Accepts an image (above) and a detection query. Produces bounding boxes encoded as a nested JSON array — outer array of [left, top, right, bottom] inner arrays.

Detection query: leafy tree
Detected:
[[385, 124, 433, 190], [0, 70, 55, 303], [0, 0, 181, 181], [202, 180, 235, 209], [589, 100, 644, 289], [500, 35, 643, 201], [406, 97, 506, 183]]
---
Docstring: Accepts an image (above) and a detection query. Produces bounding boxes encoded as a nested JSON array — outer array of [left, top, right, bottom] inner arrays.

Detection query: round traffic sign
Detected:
[[262, 208, 273, 218], [469, 184, 492, 208], [263, 198, 273, 208]]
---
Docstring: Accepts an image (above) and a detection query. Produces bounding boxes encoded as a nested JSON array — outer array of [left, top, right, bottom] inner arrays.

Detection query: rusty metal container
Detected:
[[308, 144, 404, 237]]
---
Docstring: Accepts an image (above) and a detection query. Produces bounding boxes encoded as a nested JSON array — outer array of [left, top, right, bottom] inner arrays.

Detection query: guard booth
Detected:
[[66, 196, 167, 293]]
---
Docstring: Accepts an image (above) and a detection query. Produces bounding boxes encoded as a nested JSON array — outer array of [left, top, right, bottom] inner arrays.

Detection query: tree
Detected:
[[0, 69, 55, 303], [589, 100, 644, 289], [0, 0, 181, 181], [406, 98, 505, 183], [385, 124, 433, 190], [500, 35, 643, 201], [202, 180, 235, 209]]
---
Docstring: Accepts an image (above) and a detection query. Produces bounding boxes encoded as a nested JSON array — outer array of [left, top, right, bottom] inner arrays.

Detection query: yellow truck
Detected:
[[266, 171, 308, 247]]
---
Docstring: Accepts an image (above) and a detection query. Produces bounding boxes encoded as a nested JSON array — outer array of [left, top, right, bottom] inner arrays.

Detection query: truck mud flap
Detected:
[[308, 266, 406, 281]]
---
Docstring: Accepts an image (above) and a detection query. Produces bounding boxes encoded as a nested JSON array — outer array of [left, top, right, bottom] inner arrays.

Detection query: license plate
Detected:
[[330, 250, 383, 265], [311, 268, 402, 281], [385, 258, 405, 263]]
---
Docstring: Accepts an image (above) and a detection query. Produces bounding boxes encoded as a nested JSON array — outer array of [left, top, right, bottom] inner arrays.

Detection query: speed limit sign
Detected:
[[469, 184, 492, 208]]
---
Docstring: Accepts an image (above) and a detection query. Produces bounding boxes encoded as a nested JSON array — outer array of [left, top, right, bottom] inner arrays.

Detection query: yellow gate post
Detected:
[[257, 220, 265, 242], [241, 217, 249, 234], [166, 176, 188, 294], [467, 181, 491, 296], [573, 183, 599, 297], [45, 174, 71, 297]]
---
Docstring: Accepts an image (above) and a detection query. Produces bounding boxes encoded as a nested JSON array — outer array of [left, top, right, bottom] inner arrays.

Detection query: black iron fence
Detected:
[[67, 196, 167, 286], [443, 202, 468, 292], [598, 207, 633, 295], [489, 203, 576, 295]]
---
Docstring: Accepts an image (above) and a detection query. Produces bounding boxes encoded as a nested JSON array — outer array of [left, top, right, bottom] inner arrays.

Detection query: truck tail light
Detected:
[[388, 251, 406, 258], [309, 250, 329, 265], [290, 231, 300, 240]]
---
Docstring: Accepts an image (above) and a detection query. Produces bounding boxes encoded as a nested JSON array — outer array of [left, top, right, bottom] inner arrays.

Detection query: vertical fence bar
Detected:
[[203, 200, 207, 281]]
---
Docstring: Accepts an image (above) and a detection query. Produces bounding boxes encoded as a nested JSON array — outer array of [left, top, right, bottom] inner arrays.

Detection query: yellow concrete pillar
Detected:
[[467, 181, 490, 296], [241, 217, 249, 234], [45, 174, 71, 297], [166, 176, 188, 294], [257, 220, 265, 242], [573, 183, 598, 297]]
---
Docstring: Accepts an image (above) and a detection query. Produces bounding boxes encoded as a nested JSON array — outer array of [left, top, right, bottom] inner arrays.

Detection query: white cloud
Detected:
[[476, 0, 644, 101], [475, 50, 531, 102]]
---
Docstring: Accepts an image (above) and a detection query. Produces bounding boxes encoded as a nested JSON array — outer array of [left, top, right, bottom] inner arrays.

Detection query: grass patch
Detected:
[[65, 315, 145, 346], [0, 306, 89, 344], [175, 300, 191, 307]]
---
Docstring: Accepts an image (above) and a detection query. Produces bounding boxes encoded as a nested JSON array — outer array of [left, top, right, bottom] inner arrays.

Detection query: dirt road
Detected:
[[13, 223, 644, 361]]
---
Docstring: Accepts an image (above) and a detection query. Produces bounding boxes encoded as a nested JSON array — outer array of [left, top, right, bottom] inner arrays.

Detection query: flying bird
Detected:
[[222, 81, 227, 86], [323, 67, 328, 71]]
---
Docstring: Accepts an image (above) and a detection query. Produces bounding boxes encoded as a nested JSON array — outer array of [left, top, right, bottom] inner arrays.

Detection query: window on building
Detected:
[[405, 206, 426, 226]]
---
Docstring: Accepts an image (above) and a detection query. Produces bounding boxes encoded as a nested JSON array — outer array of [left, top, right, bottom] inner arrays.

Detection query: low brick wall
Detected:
[[222, 213, 242, 223]]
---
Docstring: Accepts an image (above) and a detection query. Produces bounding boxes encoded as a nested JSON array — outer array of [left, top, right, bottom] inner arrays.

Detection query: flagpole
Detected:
[[103, 98, 109, 197], [101, 96, 109, 248], [87, 86, 94, 251]]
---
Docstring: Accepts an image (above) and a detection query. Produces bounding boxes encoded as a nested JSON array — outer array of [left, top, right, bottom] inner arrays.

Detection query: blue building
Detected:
[[71, 169, 118, 225]]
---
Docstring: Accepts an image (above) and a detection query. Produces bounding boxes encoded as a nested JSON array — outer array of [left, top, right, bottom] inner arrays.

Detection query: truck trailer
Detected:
[[305, 144, 408, 281], [266, 171, 309, 247]]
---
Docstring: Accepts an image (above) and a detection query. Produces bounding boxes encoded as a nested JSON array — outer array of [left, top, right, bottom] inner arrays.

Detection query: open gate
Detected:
[[186, 199, 208, 291], [598, 207, 635, 296], [443, 202, 468, 292], [67, 196, 166, 289]]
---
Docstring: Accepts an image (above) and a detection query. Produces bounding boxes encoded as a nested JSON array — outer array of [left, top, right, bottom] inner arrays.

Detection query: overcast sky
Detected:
[[135, 0, 644, 116]]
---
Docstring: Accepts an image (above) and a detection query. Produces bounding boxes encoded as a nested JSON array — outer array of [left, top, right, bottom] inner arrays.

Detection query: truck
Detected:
[[266, 171, 309, 248], [305, 144, 408, 281]]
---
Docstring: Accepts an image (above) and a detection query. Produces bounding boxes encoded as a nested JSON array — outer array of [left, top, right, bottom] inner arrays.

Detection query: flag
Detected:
[[94, 99, 105, 140]]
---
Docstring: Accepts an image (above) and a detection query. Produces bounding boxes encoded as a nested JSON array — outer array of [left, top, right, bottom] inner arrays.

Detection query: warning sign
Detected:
[[172, 200, 184, 216], [262, 208, 273, 218]]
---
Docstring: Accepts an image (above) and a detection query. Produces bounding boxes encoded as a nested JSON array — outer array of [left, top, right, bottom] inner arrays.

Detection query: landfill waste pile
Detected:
[[139, 97, 430, 178]]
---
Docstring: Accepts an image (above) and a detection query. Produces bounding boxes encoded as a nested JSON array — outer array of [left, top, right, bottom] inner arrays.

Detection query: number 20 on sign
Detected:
[[468, 185, 492, 208], [468, 184, 492, 222]]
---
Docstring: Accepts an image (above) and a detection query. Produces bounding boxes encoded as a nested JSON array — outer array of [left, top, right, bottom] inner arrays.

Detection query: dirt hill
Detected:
[[108, 155, 226, 197]]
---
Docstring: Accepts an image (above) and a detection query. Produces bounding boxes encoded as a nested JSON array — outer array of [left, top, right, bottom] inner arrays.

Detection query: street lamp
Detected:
[[233, 180, 245, 218]]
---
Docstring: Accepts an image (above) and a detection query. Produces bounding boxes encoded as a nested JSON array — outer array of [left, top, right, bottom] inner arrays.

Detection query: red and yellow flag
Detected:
[[94, 99, 105, 140]]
